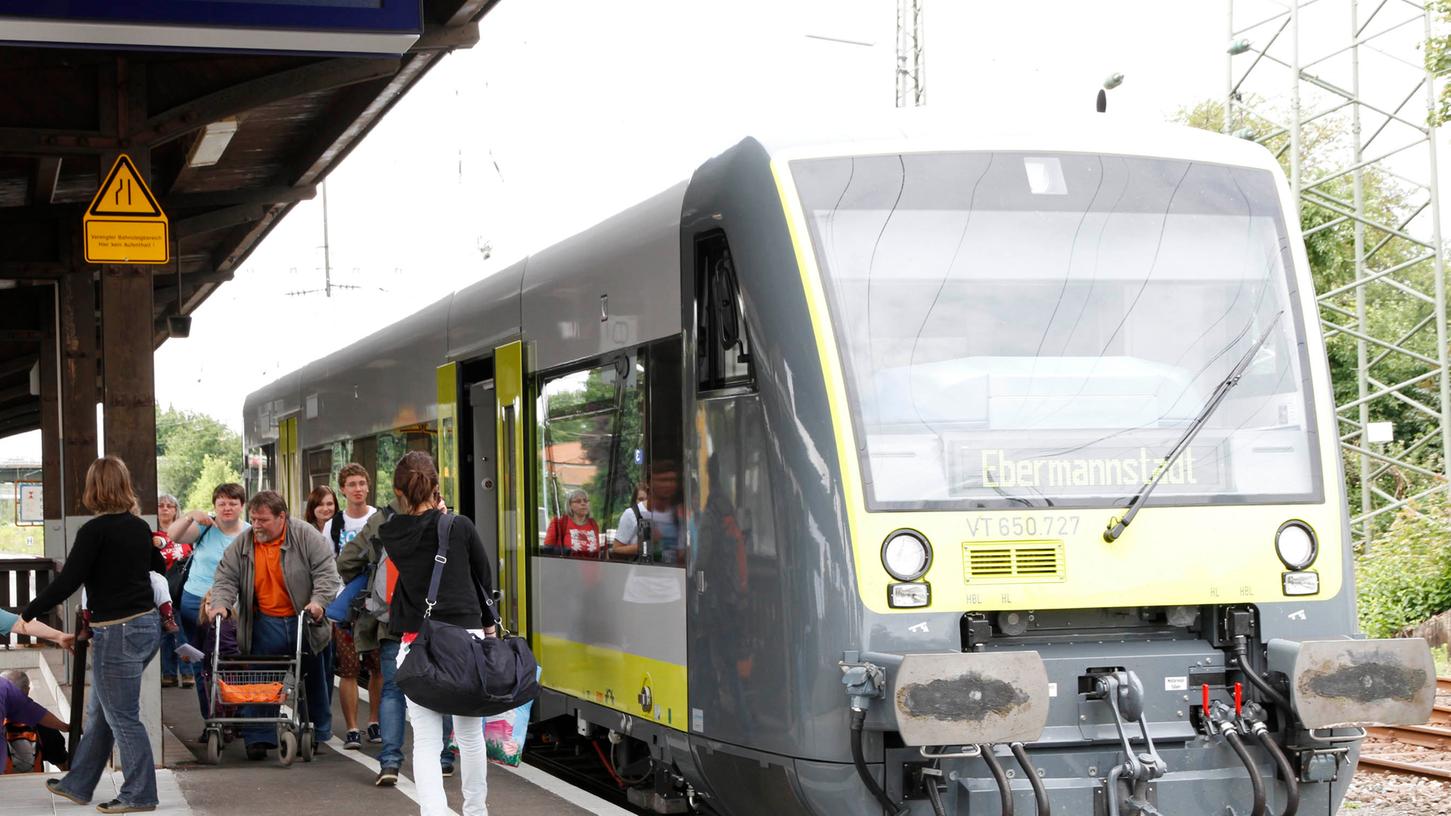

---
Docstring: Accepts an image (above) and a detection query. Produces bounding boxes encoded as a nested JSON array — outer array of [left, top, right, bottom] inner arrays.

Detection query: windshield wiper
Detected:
[[1102, 311, 1284, 543]]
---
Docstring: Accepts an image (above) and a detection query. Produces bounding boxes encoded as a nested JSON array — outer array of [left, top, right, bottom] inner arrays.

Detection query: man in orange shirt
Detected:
[[208, 491, 341, 761]]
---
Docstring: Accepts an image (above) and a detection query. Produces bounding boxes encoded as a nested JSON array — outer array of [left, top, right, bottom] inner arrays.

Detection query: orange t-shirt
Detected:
[[253, 536, 296, 617]]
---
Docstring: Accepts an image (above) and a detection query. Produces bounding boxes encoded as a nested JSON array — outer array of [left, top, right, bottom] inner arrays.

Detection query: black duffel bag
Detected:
[[395, 513, 539, 718]]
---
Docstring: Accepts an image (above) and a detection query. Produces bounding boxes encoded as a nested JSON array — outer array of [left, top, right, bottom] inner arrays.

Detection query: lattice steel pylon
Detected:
[[896, 0, 925, 107], [1227, 0, 1449, 541]]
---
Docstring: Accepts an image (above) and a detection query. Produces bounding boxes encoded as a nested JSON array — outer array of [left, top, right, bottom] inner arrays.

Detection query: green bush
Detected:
[[1356, 487, 1451, 638]]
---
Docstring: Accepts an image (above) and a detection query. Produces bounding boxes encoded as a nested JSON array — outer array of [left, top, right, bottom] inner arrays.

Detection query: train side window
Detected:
[[697, 232, 754, 392], [536, 355, 644, 560], [641, 339, 686, 567]]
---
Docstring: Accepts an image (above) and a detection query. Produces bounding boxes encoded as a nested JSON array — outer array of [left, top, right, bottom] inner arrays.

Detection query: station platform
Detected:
[[0, 653, 630, 816], [155, 683, 633, 816]]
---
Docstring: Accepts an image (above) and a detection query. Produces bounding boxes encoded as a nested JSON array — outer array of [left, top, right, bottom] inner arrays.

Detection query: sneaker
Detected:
[[375, 766, 399, 787], [96, 801, 156, 814], [47, 779, 90, 806], [441, 761, 455, 778], [180, 675, 195, 689], [160, 675, 177, 688], [344, 730, 362, 750], [366, 722, 382, 744]]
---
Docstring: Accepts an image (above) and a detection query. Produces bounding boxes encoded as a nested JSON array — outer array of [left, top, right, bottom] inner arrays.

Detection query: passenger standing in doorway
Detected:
[[168, 483, 249, 721], [28, 456, 164, 813], [382, 452, 495, 816], [154, 494, 194, 689], [326, 464, 383, 750]]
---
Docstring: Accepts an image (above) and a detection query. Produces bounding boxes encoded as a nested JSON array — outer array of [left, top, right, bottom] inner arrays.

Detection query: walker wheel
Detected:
[[278, 730, 297, 767], [300, 725, 315, 762], [202, 730, 221, 765]]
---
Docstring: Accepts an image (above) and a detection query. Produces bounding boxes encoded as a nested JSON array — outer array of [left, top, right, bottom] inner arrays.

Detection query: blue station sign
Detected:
[[0, 1, 424, 56]]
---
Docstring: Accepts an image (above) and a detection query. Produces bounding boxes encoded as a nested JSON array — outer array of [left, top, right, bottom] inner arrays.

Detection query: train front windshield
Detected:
[[792, 151, 1321, 510]]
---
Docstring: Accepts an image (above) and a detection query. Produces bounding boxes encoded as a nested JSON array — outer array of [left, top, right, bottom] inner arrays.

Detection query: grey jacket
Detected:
[[335, 497, 405, 651], [209, 517, 341, 656]]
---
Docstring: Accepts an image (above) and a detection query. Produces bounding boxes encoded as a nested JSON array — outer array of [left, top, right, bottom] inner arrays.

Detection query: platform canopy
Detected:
[[0, 0, 497, 442]]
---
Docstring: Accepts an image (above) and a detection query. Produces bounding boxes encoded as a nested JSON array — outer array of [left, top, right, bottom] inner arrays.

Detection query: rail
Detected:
[[0, 556, 56, 646]]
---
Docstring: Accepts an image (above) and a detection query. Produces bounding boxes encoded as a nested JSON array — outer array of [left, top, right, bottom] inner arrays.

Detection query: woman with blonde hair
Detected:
[[25, 456, 165, 813]]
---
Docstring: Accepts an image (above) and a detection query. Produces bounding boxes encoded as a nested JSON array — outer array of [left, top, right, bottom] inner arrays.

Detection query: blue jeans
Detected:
[[378, 639, 406, 768], [178, 591, 208, 717], [56, 611, 160, 807], [241, 614, 333, 748], [378, 639, 454, 769]]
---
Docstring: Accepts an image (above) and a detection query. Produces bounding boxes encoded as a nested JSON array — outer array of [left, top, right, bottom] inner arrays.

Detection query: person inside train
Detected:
[[543, 488, 602, 558], [205, 490, 341, 760], [610, 462, 684, 564]]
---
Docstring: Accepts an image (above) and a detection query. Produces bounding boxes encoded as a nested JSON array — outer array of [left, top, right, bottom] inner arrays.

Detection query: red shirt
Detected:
[[154, 531, 191, 570], [544, 516, 601, 557]]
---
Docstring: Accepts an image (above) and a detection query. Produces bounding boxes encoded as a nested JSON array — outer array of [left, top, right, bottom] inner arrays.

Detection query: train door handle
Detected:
[[696, 570, 707, 594]]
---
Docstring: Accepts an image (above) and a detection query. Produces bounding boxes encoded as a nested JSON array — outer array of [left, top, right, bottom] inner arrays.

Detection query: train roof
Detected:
[[242, 115, 1285, 435]]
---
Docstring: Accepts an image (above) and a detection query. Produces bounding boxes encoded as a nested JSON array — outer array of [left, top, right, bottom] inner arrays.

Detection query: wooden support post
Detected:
[[100, 267, 157, 515], [57, 269, 97, 521], [39, 283, 65, 563]]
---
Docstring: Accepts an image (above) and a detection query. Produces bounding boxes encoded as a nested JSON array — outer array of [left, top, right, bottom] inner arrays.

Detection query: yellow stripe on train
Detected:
[[538, 634, 689, 732]]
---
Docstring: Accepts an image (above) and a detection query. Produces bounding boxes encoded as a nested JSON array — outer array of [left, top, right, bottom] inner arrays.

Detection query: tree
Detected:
[[156, 406, 241, 504], [1175, 99, 1441, 537], [183, 454, 244, 513], [1427, 1, 1451, 125]]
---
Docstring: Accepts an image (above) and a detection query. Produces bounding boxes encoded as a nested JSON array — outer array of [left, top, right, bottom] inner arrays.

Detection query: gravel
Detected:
[[1346, 691, 1451, 816], [1343, 770, 1451, 815]]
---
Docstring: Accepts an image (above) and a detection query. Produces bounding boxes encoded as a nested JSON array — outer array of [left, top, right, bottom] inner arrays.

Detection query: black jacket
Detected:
[[382, 510, 494, 635], [25, 513, 165, 623]]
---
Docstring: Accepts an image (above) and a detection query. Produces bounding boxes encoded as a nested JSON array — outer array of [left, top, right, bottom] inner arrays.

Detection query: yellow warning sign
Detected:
[[83, 154, 169, 265]]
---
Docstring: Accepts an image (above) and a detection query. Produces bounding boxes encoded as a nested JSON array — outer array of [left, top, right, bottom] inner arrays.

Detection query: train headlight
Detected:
[[1275, 521, 1317, 571], [882, 530, 932, 581]]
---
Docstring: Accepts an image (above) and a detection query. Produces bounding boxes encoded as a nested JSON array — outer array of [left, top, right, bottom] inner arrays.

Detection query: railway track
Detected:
[[1357, 676, 1451, 780]]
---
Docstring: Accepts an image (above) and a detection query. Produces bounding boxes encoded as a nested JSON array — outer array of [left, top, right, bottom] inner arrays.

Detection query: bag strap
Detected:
[[423, 512, 456, 620]]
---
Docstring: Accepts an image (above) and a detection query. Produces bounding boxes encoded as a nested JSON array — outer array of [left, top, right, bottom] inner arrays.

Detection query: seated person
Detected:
[[0, 670, 68, 772], [542, 489, 602, 557]]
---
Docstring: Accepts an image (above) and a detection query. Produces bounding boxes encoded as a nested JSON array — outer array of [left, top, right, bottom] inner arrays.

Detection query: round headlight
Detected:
[[1275, 521, 1317, 570], [882, 530, 932, 581]]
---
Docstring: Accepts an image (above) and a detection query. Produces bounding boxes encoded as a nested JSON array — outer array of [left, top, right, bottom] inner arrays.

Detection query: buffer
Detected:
[[83, 154, 169, 264]]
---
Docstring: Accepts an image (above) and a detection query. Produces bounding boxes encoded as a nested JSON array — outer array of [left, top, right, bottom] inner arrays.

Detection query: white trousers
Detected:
[[398, 637, 489, 816]]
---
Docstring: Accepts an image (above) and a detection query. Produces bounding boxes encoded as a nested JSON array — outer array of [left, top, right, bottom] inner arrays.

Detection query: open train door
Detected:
[[444, 348, 527, 637], [492, 342, 529, 637]]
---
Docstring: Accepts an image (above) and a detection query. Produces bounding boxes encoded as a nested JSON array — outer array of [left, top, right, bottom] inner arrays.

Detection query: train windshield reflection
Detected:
[[792, 151, 1321, 510]]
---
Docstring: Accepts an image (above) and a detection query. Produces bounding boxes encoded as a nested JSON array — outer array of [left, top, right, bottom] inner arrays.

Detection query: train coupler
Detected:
[[1088, 670, 1166, 816]]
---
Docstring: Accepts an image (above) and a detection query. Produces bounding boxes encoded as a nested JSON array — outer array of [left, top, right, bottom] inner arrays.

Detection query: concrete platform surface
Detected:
[[159, 685, 630, 816], [0, 770, 188, 816]]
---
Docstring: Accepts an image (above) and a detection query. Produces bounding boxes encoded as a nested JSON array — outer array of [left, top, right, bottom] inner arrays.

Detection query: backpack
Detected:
[[363, 506, 399, 623], [629, 504, 652, 559]]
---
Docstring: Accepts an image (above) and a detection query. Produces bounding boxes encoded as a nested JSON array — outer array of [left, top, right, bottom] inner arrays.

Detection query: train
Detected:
[[243, 117, 1436, 815]]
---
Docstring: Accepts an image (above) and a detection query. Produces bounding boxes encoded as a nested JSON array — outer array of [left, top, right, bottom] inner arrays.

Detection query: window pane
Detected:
[[537, 358, 642, 559]]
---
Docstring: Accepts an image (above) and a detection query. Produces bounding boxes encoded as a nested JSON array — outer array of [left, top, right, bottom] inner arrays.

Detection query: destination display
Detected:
[[0, 0, 422, 55]]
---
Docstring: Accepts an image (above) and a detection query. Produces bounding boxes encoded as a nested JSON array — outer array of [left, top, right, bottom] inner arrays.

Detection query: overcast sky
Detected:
[[1, 0, 1444, 461]]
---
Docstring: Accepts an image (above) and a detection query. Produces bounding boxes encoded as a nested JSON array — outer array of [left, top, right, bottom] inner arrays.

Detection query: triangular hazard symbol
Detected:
[[88, 155, 164, 218]]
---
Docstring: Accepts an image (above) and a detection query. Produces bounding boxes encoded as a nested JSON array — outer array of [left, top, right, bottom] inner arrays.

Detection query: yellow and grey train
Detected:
[[243, 119, 1435, 816]]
